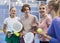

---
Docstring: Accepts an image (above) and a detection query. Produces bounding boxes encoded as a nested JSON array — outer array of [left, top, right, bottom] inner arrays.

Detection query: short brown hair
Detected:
[[21, 4, 31, 12], [10, 7, 16, 11]]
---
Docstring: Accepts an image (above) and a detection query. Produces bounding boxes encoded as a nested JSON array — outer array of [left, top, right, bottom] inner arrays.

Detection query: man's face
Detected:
[[24, 7, 30, 14], [10, 7, 16, 16], [39, 5, 46, 16]]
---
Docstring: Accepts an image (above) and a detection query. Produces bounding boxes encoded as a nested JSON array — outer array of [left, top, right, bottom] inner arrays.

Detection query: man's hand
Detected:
[[32, 23, 38, 27], [20, 32, 24, 37]]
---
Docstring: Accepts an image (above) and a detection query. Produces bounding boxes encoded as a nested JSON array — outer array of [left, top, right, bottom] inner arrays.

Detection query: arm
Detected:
[[3, 19, 7, 34], [3, 24, 7, 34], [34, 16, 39, 24], [41, 33, 59, 43], [32, 16, 39, 27], [46, 15, 52, 27], [41, 19, 60, 43]]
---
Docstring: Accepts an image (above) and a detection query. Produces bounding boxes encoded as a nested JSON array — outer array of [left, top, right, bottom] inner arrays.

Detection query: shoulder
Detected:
[[3, 17, 9, 24], [16, 17, 20, 19], [30, 14, 37, 18], [50, 17, 60, 25], [53, 17, 60, 22], [20, 15, 25, 20], [4, 17, 9, 21], [47, 14, 52, 20]]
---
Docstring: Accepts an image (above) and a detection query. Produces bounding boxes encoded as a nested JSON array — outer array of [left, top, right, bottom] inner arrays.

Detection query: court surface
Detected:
[[0, 30, 6, 43], [0, 30, 40, 43]]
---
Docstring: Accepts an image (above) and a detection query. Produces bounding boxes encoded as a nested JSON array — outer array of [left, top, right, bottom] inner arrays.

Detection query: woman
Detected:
[[48, 0, 60, 18], [3, 7, 20, 43], [39, 4, 52, 43]]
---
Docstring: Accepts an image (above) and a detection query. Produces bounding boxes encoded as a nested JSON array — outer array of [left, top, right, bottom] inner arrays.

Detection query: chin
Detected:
[[41, 13, 44, 15], [25, 12, 29, 14]]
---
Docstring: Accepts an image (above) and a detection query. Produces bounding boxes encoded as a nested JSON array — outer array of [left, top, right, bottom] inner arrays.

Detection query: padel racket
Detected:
[[23, 32, 34, 43], [7, 20, 23, 36], [12, 20, 23, 32]]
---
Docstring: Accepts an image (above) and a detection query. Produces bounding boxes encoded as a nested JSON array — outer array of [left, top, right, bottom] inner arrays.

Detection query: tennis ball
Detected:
[[14, 32, 20, 36], [37, 28, 43, 33]]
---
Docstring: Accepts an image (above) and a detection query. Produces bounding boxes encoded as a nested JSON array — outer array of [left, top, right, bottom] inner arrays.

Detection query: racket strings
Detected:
[[13, 23, 20, 31], [13, 21, 22, 32]]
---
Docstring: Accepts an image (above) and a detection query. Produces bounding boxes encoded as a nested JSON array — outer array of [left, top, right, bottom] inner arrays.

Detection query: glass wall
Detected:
[[0, 0, 47, 29]]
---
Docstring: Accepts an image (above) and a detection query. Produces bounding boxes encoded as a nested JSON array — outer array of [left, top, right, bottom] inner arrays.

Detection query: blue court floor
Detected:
[[0, 32, 40, 43], [0, 32, 6, 43]]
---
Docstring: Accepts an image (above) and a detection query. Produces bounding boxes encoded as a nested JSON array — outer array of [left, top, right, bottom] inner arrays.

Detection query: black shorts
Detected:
[[40, 41, 49, 43]]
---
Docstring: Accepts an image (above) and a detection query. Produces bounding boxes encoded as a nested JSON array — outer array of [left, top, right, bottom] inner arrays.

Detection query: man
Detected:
[[20, 4, 38, 34], [20, 4, 38, 43]]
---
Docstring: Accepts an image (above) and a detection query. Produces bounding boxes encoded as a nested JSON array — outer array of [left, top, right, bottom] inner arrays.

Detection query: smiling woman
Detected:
[[39, 4, 52, 43], [3, 7, 21, 43]]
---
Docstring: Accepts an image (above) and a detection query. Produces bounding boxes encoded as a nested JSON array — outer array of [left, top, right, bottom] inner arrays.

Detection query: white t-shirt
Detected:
[[4, 16, 20, 32]]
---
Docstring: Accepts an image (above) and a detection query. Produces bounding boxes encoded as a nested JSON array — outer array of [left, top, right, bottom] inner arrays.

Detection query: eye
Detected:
[[42, 8, 45, 9], [25, 9, 29, 10], [39, 8, 41, 10], [39, 8, 45, 10]]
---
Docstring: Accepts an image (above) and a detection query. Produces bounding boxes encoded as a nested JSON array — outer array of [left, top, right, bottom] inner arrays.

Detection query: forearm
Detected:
[[3, 28, 7, 34], [43, 33, 51, 40], [42, 33, 60, 43], [39, 32, 51, 41], [3, 24, 7, 34]]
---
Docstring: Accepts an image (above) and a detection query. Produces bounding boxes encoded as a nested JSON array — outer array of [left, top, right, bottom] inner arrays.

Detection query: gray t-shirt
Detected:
[[20, 14, 38, 34]]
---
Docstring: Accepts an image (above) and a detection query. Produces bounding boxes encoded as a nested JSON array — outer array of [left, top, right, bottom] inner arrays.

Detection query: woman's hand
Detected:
[[7, 33, 12, 38], [38, 32, 51, 41]]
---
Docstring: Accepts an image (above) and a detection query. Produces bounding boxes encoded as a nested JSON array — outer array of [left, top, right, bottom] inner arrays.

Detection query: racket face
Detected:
[[24, 32, 34, 43], [13, 21, 23, 32], [7, 29, 14, 34]]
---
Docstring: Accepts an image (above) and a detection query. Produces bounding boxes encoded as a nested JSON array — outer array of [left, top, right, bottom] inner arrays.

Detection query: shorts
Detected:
[[5, 34, 20, 43], [40, 41, 49, 43]]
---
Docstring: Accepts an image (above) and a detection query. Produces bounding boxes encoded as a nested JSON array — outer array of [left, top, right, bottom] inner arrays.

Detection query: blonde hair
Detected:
[[48, 0, 60, 18]]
